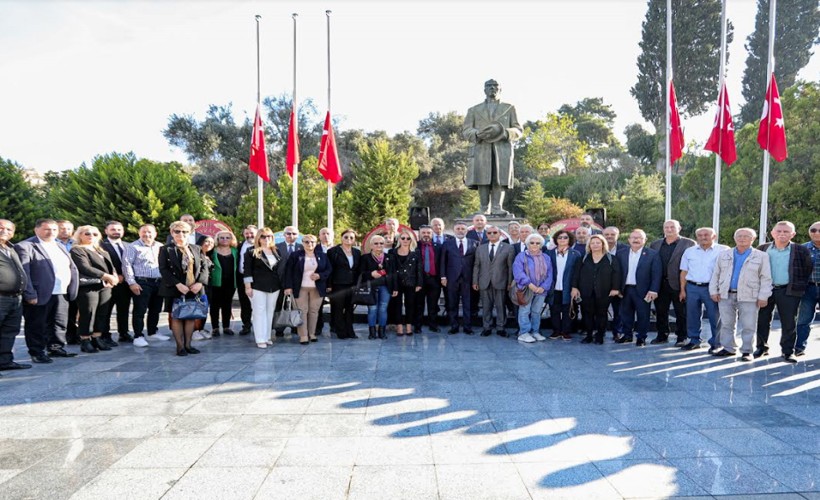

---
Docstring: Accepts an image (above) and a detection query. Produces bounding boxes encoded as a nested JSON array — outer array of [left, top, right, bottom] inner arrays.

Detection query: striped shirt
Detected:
[[122, 239, 162, 284]]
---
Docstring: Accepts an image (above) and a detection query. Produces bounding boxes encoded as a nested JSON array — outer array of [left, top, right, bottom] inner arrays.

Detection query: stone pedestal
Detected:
[[454, 216, 519, 230]]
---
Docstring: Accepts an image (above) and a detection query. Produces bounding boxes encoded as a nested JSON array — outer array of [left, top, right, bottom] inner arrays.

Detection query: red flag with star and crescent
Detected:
[[285, 107, 300, 178], [669, 80, 684, 165], [704, 83, 737, 165], [248, 105, 269, 182], [317, 111, 343, 184], [757, 73, 788, 162]]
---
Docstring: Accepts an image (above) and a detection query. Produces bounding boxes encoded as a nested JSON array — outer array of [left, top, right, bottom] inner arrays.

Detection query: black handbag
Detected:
[[352, 276, 376, 306], [172, 295, 209, 320], [273, 294, 303, 328]]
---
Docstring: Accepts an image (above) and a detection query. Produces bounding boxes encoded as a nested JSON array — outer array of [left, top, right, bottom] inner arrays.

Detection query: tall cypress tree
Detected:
[[738, 0, 820, 125]]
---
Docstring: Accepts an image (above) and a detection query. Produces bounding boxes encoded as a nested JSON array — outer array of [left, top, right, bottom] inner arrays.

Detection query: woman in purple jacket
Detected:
[[512, 234, 553, 344]]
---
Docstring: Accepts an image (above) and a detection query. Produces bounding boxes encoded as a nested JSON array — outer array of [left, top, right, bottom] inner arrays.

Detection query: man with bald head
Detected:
[[0, 220, 30, 370], [679, 227, 728, 350]]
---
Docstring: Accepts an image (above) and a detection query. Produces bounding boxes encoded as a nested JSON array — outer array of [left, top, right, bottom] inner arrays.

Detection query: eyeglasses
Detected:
[[285, 232, 297, 236], [528, 242, 542, 246], [371, 242, 385, 246], [343, 235, 355, 240], [83, 232, 99, 236], [303, 241, 316, 245], [218, 236, 232, 240], [486, 231, 499, 235], [172, 230, 190, 234], [556, 235, 569, 240], [399, 236, 412, 241], [259, 235, 273, 239], [811, 228, 820, 233]]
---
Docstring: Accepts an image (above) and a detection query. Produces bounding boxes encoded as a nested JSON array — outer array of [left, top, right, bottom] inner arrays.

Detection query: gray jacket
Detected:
[[472, 241, 514, 290], [709, 247, 772, 302]]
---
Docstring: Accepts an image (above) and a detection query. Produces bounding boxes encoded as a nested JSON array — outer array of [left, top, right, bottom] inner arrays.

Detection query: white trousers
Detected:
[[251, 289, 279, 344]]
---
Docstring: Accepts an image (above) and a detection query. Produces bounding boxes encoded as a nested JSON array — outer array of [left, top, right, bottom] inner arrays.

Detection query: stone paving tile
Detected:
[[164, 467, 269, 500], [669, 456, 794, 495], [110, 437, 218, 469], [348, 464, 438, 499], [435, 463, 530, 500], [515, 461, 622, 500], [2, 465, 104, 500], [255, 466, 353, 500]]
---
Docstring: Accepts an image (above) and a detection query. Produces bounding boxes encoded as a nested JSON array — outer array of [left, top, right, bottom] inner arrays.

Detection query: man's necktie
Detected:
[[489, 244, 495, 262], [288, 245, 294, 254], [115, 243, 123, 260]]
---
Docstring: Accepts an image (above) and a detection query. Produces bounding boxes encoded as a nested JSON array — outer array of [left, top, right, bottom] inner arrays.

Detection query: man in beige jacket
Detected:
[[709, 228, 772, 361]]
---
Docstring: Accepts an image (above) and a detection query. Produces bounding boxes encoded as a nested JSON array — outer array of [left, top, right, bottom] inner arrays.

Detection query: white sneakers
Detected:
[[532, 333, 547, 341], [518, 333, 536, 343], [133, 337, 149, 347], [152, 333, 171, 341]]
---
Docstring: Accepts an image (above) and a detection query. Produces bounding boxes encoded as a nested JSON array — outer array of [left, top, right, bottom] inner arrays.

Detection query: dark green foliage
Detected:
[[739, 0, 820, 125], [632, 0, 733, 130], [0, 157, 48, 239], [46, 152, 211, 240], [414, 112, 470, 220], [558, 97, 619, 148]]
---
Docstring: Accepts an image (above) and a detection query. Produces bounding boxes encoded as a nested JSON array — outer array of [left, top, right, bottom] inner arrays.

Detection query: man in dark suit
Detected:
[[430, 218, 453, 247], [604, 226, 628, 337], [15, 219, 80, 363], [648, 220, 695, 344], [100, 220, 132, 344], [439, 222, 478, 334], [512, 224, 534, 257], [616, 229, 662, 347], [236, 225, 257, 335], [274, 226, 303, 337], [466, 214, 489, 244], [0, 220, 31, 371], [414, 225, 443, 333], [165, 214, 208, 246], [756, 221, 812, 363], [472, 226, 514, 337]]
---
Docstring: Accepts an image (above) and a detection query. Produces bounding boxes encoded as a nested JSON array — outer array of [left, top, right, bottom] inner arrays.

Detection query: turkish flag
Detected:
[[248, 105, 269, 182], [285, 108, 300, 178], [669, 80, 684, 165], [317, 111, 343, 183], [757, 73, 788, 162], [704, 83, 737, 165]]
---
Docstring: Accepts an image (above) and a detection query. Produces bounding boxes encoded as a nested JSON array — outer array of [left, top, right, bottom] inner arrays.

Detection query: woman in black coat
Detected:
[[283, 235, 332, 344], [388, 229, 424, 336], [359, 235, 396, 339], [326, 229, 362, 339], [570, 234, 621, 344], [242, 227, 282, 348], [70, 226, 119, 353], [159, 221, 210, 356]]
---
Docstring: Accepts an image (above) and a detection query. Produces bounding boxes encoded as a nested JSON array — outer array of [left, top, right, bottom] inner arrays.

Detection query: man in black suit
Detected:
[[649, 220, 695, 344], [414, 225, 443, 333], [439, 222, 478, 334], [0, 220, 31, 371], [274, 226, 303, 337], [512, 225, 534, 256], [165, 214, 207, 246], [466, 214, 489, 244], [15, 219, 80, 363], [100, 220, 132, 344], [616, 229, 662, 347], [430, 218, 452, 246], [236, 225, 257, 335]]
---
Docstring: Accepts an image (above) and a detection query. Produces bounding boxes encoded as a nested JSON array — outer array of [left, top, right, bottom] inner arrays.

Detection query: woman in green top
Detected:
[[208, 230, 239, 336]]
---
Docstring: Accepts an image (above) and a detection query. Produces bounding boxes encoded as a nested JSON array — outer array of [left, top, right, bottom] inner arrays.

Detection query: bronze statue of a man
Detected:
[[463, 79, 522, 216]]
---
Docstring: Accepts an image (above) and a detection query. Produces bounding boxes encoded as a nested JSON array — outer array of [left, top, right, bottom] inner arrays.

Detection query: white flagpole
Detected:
[[291, 13, 299, 230], [326, 10, 334, 232], [712, 0, 728, 237], [758, 0, 776, 246], [255, 14, 264, 228], [664, 0, 672, 221]]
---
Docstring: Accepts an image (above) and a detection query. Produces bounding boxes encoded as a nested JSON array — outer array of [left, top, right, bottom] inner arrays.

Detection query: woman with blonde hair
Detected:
[[359, 234, 396, 339], [70, 225, 119, 353], [159, 221, 209, 356], [571, 234, 621, 344], [327, 228, 361, 339], [208, 230, 238, 336], [284, 234, 332, 345], [243, 228, 282, 348], [389, 229, 423, 336]]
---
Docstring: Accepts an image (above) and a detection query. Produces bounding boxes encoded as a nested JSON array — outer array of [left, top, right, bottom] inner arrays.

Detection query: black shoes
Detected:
[[794, 349, 805, 357], [448, 327, 459, 335], [581, 335, 593, 344], [368, 327, 377, 340], [80, 340, 98, 353], [185, 346, 200, 354], [674, 338, 688, 347], [636, 338, 646, 347], [711, 349, 735, 357], [681, 342, 701, 351], [377, 326, 386, 339], [740, 353, 752, 362], [480, 330, 493, 337], [463, 328, 474, 335], [239, 326, 251, 336], [118, 332, 134, 343], [32, 353, 52, 364], [92, 338, 112, 351], [223, 328, 235, 336], [615, 336, 633, 344], [177, 348, 188, 356], [650, 336, 668, 344], [753, 348, 769, 358], [782, 354, 798, 364], [0, 362, 32, 370], [48, 347, 77, 358], [497, 330, 508, 338], [428, 325, 440, 333]]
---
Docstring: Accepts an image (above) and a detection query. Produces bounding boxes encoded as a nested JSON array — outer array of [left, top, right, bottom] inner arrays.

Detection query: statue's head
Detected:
[[484, 79, 500, 98]]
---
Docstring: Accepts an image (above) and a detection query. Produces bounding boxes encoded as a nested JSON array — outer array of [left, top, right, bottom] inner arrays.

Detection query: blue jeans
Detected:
[[685, 283, 720, 346], [518, 293, 546, 335], [367, 286, 391, 327], [796, 283, 819, 352]]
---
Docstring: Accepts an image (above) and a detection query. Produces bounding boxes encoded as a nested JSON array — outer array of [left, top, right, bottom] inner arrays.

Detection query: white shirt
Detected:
[[680, 243, 729, 283], [554, 251, 569, 291], [38, 238, 72, 295], [626, 248, 643, 285]]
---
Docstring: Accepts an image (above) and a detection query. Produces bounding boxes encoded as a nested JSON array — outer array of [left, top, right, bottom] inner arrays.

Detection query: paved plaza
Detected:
[[0, 311, 818, 500]]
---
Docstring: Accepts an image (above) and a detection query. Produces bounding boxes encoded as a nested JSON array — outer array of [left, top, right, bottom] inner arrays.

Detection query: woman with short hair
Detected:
[[512, 234, 553, 343], [359, 235, 395, 339], [547, 229, 582, 341], [284, 234, 332, 345]]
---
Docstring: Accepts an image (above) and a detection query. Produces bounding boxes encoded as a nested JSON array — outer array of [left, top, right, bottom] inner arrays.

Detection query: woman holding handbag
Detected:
[[327, 229, 361, 340], [284, 234, 332, 345], [571, 234, 621, 345], [512, 234, 553, 344], [70, 225, 119, 353], [359, 235, 396, 340], [389, 229, 423, 336], [243, 228, 282, 349], [159, 221, 209, 356]]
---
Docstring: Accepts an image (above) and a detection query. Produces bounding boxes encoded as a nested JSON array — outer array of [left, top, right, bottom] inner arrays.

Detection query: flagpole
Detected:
[[255, 14, 264, 228], [664, 0, 672, 221], [712, 0, 728, 237], [758, 0, 776, 246], [326, 9, 334, 232], [291, 13, 299, 230]]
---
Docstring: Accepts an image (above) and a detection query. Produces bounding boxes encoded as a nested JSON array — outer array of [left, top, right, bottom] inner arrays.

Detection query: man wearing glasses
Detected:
[[755, 221, 812, 363], [275, 226, 303, 337], [123, 224, 169, 347], [472, 225, 514, 337], [415, 225, 443, 333], [796, 221, 820, 356]]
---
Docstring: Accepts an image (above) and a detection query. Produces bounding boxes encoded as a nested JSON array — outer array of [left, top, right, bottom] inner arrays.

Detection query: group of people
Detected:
[[0, 212, 817, 371]]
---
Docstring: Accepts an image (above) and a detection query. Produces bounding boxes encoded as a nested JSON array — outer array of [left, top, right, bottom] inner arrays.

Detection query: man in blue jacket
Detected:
[[616, 229, 662, 346], [439, 222, 478, 334]]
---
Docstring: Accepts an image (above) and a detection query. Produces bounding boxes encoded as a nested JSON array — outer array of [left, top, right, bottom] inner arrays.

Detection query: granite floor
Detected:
[[0, 312, 818, 500]]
